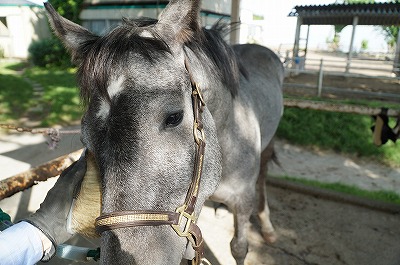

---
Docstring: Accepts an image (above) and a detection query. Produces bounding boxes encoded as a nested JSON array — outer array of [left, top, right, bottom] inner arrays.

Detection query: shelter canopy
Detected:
[[288, 2, 400, 26]]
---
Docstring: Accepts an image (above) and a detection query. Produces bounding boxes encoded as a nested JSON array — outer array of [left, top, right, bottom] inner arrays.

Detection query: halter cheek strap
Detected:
[[95, 60, 207, 265]]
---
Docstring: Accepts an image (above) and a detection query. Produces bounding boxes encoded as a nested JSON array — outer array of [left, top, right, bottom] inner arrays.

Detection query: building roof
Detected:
[[0, 0, 41, 6], [83, 0, 169, 6], [288, 3, 400, 26]]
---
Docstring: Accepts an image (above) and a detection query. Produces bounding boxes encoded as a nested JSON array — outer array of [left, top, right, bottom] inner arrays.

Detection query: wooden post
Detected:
[[283, 99, 399, 117], [346, 16, 358, 73], [0, 149, 83, 200], [317, 59, 324, 97]]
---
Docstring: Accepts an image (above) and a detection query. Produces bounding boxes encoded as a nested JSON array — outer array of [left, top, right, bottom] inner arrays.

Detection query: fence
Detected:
[[283, 57, 400, 102]]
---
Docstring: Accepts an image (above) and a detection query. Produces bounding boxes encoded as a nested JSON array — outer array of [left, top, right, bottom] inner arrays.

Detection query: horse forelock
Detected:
[[76, 18, 171, 105], [76, 18, 241, 105]]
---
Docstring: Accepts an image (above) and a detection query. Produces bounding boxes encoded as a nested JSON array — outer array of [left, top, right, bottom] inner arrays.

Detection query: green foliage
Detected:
[[344, 0, 375, 3], [361, 39, 368, 51], [28, 38, 72, 68], [282, 176, 400, 204], [277, 107, 400, 166], [381, 25, 399, 49], [48, 0, 84, 23]]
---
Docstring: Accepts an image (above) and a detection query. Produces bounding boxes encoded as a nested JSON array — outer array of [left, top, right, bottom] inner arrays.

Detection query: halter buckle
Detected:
[[171, 205, 196, 237]]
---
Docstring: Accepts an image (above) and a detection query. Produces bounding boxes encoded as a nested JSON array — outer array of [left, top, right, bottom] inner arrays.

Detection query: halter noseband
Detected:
[[95, 60, 207, 265]]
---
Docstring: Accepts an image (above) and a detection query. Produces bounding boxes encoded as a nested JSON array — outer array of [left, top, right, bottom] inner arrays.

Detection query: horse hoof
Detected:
[[262, 230, 278, 244]]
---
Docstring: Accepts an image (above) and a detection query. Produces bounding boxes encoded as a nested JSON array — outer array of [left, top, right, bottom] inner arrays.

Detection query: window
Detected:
[[82, 19, 122, 35]]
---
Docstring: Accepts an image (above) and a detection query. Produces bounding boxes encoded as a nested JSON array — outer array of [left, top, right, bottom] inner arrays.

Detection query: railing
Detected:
[[283, 58, 400, 102]]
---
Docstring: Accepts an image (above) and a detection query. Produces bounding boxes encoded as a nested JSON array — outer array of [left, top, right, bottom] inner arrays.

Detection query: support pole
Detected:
[[346, 16, 358, 73], [230, 0, 240, 45], [293, 16, 303, 62], [304, 25, 310, 59], [317, 59, 324, 97]]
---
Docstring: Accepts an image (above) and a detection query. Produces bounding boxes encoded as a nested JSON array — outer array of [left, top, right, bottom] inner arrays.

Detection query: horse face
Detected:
[[80, 54, 201, 264], [45, 1, 221, 264]]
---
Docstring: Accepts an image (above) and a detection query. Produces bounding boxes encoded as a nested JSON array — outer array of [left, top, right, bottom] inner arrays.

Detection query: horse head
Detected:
[[45, 1, 224, 263]]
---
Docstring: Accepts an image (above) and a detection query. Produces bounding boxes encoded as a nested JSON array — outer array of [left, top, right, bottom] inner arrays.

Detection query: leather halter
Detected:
[[95, 60, 207, 265]]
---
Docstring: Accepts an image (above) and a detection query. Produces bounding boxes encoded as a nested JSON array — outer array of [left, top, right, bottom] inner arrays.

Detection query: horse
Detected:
[[45, 0, 283, 264]]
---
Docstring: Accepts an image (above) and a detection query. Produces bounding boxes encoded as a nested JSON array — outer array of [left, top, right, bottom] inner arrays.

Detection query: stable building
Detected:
[[80, 0, 232, 35]]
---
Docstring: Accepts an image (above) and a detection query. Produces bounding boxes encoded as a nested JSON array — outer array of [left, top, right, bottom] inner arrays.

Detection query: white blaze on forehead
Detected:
[[107, 75, 125, 98], [96, 76, 125, 119]]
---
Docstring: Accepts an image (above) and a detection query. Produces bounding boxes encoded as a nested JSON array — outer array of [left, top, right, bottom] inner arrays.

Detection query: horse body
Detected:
[[209, 44, 283, 262], [44, 0, 283, 264]]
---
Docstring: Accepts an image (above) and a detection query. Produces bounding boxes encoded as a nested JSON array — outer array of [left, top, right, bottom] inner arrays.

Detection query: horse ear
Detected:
[[156, 0, 202, 44], [44, 2, 98, 63]]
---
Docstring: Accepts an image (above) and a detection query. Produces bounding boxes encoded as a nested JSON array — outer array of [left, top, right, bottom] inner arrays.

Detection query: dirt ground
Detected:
[[1, 132, 400, 265], [199, 186, 400, 265]]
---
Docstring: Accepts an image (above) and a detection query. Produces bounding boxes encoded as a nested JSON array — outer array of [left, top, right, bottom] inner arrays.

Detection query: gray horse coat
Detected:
[[45, 0, 283, 264]]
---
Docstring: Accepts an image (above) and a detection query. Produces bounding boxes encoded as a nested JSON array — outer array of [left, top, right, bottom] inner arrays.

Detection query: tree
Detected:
[[48, 0, 84, 23], [329, 1, 373, 51], [381, 25, 399, 52], [361, 39, 368, 52]]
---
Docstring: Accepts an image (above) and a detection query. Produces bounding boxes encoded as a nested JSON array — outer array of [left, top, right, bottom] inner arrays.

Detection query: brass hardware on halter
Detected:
[[171, 204, 196, 237], [193, 83, 205, 106]]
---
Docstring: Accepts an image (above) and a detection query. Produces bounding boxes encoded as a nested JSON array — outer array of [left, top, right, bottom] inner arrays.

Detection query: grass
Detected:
[[23, 66, 82, 126], [281, 176, 400, 205], [0, 61, 82, 126], [277, 104, 400, 167], [0, 61, 34, 122]]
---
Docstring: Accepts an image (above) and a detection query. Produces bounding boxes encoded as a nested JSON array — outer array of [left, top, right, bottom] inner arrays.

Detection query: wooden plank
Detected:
[[284, 98, 399, 117]]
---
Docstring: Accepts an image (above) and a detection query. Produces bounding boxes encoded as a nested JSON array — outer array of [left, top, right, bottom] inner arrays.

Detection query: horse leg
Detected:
[[257, 140, 278, 243], [230, 191, 254, 265]]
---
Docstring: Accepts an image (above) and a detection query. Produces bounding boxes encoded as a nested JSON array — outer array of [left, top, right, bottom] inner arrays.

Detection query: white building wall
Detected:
[[0, 6, 50, 58]]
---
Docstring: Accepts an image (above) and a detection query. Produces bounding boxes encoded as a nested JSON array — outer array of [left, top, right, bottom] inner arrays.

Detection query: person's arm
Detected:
[[0, 221, 45, 265]]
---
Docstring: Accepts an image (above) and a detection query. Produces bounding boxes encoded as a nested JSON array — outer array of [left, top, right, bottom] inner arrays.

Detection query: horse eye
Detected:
[[165, 111, 184, 128]]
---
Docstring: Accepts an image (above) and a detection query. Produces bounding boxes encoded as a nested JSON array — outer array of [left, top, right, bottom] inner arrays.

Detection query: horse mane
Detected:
[[185, 21, 246, 97], [76, 18, 243, 104]]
